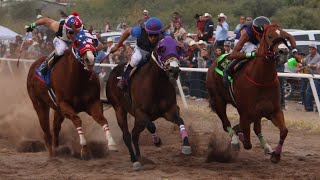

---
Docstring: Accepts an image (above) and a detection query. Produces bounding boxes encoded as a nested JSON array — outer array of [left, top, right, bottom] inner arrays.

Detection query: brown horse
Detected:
[[27, 30, 117, 159], [106, 36, 192, 170], [207, 24, 290, 163]]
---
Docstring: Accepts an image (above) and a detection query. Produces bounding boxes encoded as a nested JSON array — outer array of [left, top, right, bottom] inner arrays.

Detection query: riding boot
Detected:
[[117, 64, 133, 90], [39, 52, 54, 75], [223, 59, 241, 87]]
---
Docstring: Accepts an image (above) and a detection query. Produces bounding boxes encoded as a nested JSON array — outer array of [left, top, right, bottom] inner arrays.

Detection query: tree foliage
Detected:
[[0, 0, 319, 34]]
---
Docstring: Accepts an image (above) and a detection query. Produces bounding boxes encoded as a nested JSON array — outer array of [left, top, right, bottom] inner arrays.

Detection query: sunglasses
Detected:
[[148, 34, 159, 38], [67, 29, 74, 35]]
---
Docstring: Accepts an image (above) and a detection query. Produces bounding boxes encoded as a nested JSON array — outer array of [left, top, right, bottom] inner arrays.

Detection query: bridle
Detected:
[[245, 25, 290, 87], [256, 25, 290, 63]]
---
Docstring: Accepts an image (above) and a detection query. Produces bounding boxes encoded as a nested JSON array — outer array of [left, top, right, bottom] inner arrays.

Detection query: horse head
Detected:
[[72, 29, 97, 70], [154, 36, 182, 80], [260, 23, 290, 62]]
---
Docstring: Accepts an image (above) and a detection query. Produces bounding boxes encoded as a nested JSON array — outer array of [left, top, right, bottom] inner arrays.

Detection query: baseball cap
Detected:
[[107, 37, 113, 43], [309, 43, 317, 49], [224, 41, 232, 46]]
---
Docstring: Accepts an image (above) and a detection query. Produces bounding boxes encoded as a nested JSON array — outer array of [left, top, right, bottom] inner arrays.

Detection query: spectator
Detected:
[[223, 41, 232, 54], [246, 17, 253, 23], [234, 16, 246, 35], [194, 14, 205, 39], [116, 22, 128, 33], [215, 13, 229, 48], [200, 13, 214, 42], [198, 48, 212, 68], [197, 40, 207, 50], [143, 10, 150, 22], [173, 22, 186, 41], [277, 53, 289, 110], [182, 32, 193, 45], [303, 43, 320, 111], [105, 37, 115, 64], [104, 19, 112, 32], [187, 40, 200, 68], [293, 52, 308, 105], [172, 11, 183, 27], [215, 47, 223, 59]]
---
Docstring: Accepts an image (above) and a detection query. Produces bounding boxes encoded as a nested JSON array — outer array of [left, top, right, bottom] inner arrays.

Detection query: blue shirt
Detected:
[[215, 21, 229, 41], [131, 25, 142, 38]]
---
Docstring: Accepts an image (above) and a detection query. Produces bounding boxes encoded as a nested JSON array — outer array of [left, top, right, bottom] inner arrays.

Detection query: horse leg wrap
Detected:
[[227, 127, 235, 137], [258, 133, 267, 148], [238, 132, 245, 143], [275, 139, 284, 155], [179, 125, 188, 139], [102, 124, 117, 147], [151, 133, 160, 144], [77, 127, 87, 146]]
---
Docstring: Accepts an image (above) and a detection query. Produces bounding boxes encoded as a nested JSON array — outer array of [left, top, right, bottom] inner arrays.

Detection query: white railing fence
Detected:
[[1, 57, 319, 117]]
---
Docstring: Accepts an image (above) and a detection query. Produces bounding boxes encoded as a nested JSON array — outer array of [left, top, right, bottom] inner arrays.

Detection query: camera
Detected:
[[218, 18, 222, 22]]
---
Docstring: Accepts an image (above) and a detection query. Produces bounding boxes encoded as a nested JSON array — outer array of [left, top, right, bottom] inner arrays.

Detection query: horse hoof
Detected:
[[132, 161, 142, 171], [108, 145, 118, 152], [231, 143, 240, 151], [270, 152, 281, 163], [182, 146, 192, 155], [153, 138, 162, 147], [264, 144, 273, 155], [81, 146, 91, 160]]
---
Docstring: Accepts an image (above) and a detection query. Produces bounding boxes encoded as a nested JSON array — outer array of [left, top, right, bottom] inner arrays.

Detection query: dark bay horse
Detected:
[[27, 30, 117, 159], [106, 36, 192, 170], [207, 24, 290, 163]]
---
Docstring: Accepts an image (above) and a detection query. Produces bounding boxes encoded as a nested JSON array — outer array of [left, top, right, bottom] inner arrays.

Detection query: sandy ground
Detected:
[[0, 62, 320, 179]]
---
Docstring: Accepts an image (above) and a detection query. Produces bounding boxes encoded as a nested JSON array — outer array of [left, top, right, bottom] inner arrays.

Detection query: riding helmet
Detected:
[[252, 16, 271, 34], [145, 17, 163, 34]]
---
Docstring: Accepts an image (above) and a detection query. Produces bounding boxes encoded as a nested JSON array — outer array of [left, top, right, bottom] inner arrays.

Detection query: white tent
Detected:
[[0, 25, 19, 41]]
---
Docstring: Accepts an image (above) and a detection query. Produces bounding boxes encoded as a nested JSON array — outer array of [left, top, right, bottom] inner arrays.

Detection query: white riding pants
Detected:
[[53, 37, 69, 56], [234, 39, 258, 53]]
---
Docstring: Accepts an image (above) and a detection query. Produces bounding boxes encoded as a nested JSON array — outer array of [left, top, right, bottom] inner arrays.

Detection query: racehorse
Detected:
[[106, 36, 192, 170], [206, 24, 289, 163], [27, 29, 117, 159]]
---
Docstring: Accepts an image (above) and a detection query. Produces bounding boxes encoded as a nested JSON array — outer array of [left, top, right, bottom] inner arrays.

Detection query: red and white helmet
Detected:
[[64, 11, 83, 31]]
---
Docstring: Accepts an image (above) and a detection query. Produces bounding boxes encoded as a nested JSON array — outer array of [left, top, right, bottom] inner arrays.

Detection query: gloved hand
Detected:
[[24, 22, 36, 32], [245, 51, 255, 58]]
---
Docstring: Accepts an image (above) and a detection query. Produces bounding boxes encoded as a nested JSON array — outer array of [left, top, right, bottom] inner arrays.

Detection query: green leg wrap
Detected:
[[227, 127, 235, 137], [258, 133, 267, 148]]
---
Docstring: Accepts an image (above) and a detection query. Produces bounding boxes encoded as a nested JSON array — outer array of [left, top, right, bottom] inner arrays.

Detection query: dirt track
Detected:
[[0, 63, 320, 179]]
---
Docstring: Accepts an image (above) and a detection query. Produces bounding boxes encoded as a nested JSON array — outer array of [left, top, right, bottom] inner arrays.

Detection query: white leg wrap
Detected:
[[102, 124, 116, 147], [231, 134, 240, 145], [77, 127, 87, 146]]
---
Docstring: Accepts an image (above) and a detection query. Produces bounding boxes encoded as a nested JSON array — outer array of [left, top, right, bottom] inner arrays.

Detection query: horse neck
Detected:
[[66, 53, 89, 80], [247, 40, 277, 84]]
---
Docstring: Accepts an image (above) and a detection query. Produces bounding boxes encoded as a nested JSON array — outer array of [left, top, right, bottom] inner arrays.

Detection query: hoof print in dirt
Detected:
[[16, 139, 46, 153]]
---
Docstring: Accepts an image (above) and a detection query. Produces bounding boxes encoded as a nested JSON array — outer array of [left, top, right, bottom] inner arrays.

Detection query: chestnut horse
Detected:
[[207, 24, 290, 163], [106, 36, 192, 170], [27, 30, 117, 159]]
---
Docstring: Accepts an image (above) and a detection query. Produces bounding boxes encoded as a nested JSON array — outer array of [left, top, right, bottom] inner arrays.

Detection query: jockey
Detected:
[[25, 12, 92, 75], [222, 16, 298, 86], [110, 17, 165, 90]]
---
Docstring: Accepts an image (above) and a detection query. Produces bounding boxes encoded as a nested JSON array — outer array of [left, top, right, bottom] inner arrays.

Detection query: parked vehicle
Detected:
[[100, 31, 136, 46]]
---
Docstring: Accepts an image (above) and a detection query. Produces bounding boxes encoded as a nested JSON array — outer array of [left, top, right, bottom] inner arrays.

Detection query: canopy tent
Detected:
[[0, 25, 19, 41]]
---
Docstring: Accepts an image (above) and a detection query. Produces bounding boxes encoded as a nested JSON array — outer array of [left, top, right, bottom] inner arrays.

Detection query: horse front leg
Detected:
[[59, 101, 91, 160], [86, 100, 117, 151], [270, 109, 288, 163], [238, 114, 252, 150], [253, 119, 273, 155], [164, 105, 192, 155]]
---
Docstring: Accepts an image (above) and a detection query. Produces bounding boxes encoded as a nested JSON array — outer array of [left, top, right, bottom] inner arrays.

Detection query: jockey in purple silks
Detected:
[[109, 17, 167, 90]]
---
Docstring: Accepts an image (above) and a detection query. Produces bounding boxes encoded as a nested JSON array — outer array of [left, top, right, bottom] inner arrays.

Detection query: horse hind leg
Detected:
[[86, 101, 117, 151], [53, 111, 64, 148], [115, 107, 141, 171], [164, 105, 192, 155], [59, 102, 90, 160], [146, 120, 162, 147], [270, 110, 288, 163], [32, 99, 53, 157], [213, 96, 240, 151], [253, 120, 273, 155]]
